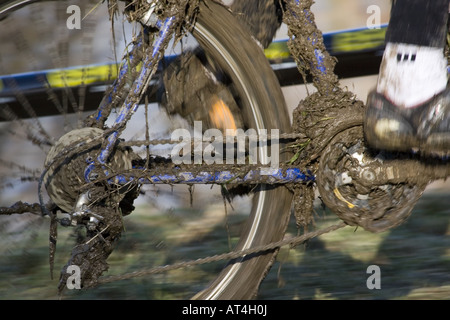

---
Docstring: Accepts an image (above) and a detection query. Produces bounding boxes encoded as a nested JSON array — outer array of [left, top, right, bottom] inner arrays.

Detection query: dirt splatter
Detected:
[[57, 203, 124, 293], [42, 127, 141, 292], [281, 0, 450, 233], [283, 0, 339, 95]]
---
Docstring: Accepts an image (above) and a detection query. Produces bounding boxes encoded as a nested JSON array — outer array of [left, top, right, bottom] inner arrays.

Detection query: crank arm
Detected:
[[349, 154, 450, 188]]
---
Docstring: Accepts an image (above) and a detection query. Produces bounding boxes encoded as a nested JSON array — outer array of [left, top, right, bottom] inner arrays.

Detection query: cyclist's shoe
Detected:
[[364, 86, 450, 156]]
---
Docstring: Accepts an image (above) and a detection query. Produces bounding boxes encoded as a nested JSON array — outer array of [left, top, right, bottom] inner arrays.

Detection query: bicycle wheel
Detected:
[[0, 0, 292, 299]]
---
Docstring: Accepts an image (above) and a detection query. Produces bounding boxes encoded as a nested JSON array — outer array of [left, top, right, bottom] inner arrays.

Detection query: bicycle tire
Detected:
[[188, 0, 293, 299], [0, 0, 293, 299]]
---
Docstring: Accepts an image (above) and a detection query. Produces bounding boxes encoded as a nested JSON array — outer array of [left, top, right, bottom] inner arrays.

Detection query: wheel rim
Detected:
[[0, 0, 292, 299]]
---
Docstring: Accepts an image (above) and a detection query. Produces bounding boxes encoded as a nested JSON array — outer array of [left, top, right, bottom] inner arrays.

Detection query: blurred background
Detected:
[[0, 0, 449, 300]]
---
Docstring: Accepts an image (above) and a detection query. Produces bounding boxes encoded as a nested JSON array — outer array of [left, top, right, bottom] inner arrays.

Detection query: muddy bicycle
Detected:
[[0, 0, 448, 299]]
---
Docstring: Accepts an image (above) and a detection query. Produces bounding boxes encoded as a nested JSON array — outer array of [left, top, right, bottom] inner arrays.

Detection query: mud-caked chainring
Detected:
[[317, 126, 429, 233]]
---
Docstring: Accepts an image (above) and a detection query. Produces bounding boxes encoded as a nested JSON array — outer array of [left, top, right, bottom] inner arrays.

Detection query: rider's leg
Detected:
[[364, 0, 450, 154]]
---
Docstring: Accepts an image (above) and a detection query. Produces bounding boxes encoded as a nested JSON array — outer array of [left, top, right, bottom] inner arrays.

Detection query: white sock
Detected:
[[376, 43, 448, 108]]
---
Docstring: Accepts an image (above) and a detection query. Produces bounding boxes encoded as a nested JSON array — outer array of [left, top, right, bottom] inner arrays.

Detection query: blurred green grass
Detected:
[[0, 188, 448, 300]]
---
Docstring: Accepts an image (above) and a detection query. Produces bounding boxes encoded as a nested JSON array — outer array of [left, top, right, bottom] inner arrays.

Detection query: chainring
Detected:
[[317, 126, 427, 233]]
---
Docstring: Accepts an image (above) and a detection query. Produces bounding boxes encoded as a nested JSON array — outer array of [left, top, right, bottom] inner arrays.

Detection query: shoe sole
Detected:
[[364, 92, 450, 158]]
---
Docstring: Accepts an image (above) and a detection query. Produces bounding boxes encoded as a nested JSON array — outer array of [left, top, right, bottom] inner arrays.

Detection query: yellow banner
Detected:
[[46, 63, 119, 88]]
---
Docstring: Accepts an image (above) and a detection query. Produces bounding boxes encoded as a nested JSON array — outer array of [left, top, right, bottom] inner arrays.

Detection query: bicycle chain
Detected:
[[0, 130, 337, 289], [2, 0, 347, 289], [118, 132, 306, 147], [0, 131, 307, 217], [97, 222, 347, 286], [0, 0, 363, 292], [115, 132, 309, 178], [93, 132, 315, 285]]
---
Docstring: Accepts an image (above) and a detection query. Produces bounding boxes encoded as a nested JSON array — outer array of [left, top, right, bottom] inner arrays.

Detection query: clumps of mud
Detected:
[[57, 203, 124, 293], [55, 176, 141, 294], [283, 0, 339, 95], [289, 89, 365, 230], [229, 0, 283, 48], [41, 127, 141, 294], [108, 0, 200, 35], [291, 90, 365, 168], [279, 0, 368, 231]]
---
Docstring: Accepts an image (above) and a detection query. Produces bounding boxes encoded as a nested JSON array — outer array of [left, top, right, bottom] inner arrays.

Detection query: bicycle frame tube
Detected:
[[111, 167, 314, 185], [97, 16, 176, 165], [84, 16, 175, 183], [294, 0, 329, 82], [94, 48, 137, 123], [86, 2, 326, 186]]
